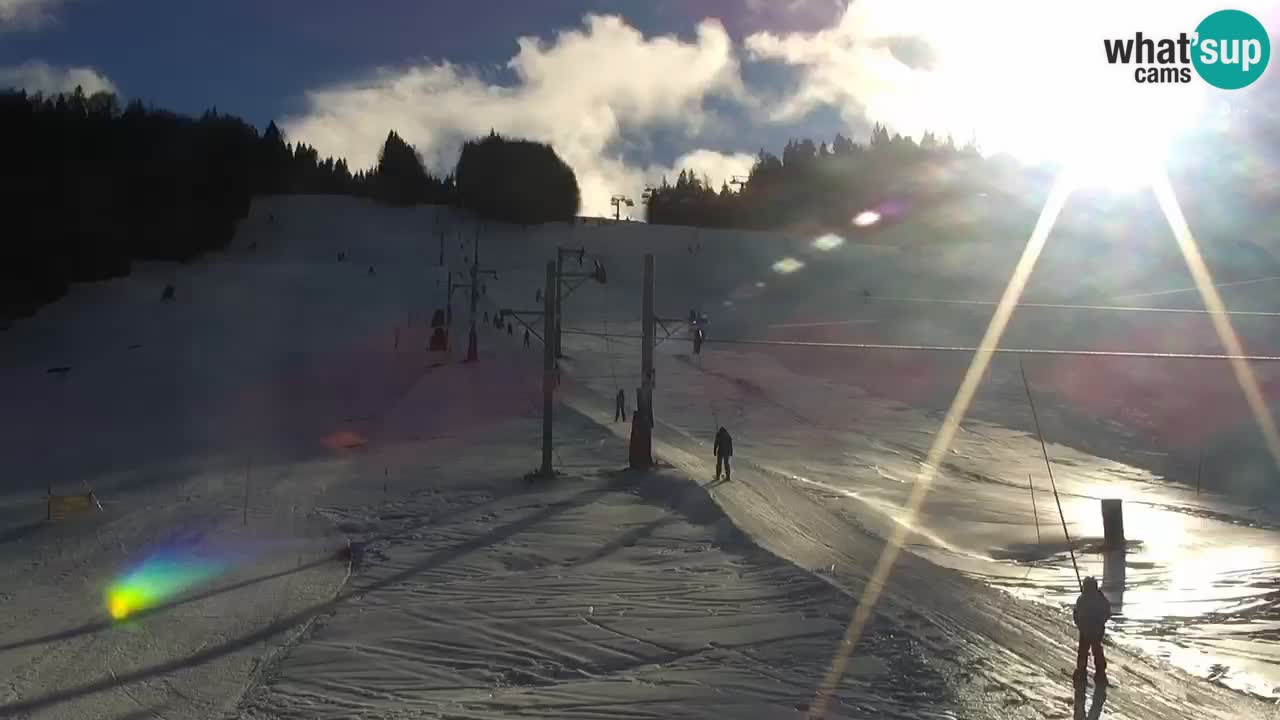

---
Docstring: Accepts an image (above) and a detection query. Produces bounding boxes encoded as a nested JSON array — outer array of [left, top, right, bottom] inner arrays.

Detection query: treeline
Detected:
[[0, 87, 578, 321], [645, 124, 992, 231], [646, 110, 1280, 235]]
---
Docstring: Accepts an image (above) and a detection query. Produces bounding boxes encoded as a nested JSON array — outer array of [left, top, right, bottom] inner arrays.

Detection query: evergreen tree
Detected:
[[455, 131, 579, 223]]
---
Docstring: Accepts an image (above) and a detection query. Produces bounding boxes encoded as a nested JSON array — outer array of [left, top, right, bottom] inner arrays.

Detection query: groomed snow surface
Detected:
[[0, 196, 1278, 718]]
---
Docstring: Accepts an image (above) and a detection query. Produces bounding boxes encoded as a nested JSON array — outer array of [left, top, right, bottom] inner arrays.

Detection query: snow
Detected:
[[1, 195, 1278, 718]]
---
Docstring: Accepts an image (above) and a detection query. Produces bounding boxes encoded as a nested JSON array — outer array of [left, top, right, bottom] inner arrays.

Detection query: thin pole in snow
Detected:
[[1028, 473, 1041, 544], [1020, 359, 1081, 590], [243, 459, 252, 527], [540, 260, 556, 477], [1196, 449, 1204, 496]]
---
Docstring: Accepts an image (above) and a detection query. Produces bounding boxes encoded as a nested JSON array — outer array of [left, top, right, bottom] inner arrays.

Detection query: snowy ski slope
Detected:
[[1, 195, 1278, 718]]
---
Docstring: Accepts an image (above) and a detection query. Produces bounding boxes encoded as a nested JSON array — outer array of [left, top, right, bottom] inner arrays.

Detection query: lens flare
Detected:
[[772, 257, 805, 274], [853, 210, 881, 227], [813, 233, 845, 251], [106, 548, 226, 621], [808, 171, 1077, 718]]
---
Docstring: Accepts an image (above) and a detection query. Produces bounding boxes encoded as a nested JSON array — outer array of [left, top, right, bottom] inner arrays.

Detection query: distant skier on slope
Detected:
[[524, 328, 531, 349], [1073, 576, 1112, 686], [713, 427, 733, 482], [615, 389, 627, 422]]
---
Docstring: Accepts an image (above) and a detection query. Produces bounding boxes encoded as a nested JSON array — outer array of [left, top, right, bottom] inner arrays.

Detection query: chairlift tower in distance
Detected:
[[610, 194, 635, 221]]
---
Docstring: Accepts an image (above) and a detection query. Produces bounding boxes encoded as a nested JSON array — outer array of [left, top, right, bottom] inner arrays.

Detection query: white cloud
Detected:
[[0, 0, 63, 30], [0, 60, 116, 95], [652, 148, 755, 188], [284, 14, 750, 217], [745, 1, 1244, 166]]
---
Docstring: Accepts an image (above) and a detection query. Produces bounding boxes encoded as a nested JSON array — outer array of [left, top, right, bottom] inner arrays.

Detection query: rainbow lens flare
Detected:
[[106, 549, 225, 620]]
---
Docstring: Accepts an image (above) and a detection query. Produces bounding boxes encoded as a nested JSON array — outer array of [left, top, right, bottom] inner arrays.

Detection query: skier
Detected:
[[367, 265, 376, 276], [507, 323, 513, 336], [1073, 576, 1112, 686], [484, 311, 489, 325], [429, 326, 448, 351], [615, 389, 627, 422], [693, 327, 705, 354], [713, 426, 733, 482], [535, 288, 542, 304], [524, 329, 531, 349]]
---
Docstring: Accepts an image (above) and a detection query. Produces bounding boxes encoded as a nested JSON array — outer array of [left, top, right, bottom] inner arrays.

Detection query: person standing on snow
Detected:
[[615, 389, 627, 422], [713, 427, 733, 482], [524, 328, 531, 349], [1073, 576, 1112, 686]]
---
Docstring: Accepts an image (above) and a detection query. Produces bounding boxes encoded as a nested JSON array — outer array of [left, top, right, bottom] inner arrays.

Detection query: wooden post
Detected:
[[1101, 499, 1125, 551], [554, 250, 564, 358], [540, 260, 556, 478], [465, 225, 479, 363], [630, 254, 655, 470]]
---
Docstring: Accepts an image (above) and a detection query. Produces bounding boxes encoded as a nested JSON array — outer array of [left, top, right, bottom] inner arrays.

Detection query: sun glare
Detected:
[[879, 2, 1210, 193], [1052, 107, 1183, 191]]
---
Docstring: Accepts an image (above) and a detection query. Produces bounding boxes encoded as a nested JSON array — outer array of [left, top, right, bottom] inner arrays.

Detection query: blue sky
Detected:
[[0, 1, 658, 122], [1, 0, 860, 213], [2, 0, 1248, 215]]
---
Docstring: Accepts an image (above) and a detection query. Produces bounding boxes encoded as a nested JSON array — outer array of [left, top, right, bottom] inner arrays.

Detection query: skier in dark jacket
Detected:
[[615, 389, 627, 422], [713, 427, 733, 482], [1073, 576, 1112, 685]]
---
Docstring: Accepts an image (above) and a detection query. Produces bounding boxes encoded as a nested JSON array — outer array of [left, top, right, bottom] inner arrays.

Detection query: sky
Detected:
[[2, 0, 1271, 215]]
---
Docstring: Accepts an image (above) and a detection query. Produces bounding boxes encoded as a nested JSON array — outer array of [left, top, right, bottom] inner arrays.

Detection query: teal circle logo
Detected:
[[1192, 9, 1270, 89]]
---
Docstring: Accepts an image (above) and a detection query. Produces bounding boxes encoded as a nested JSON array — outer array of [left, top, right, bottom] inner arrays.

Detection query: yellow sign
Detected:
[[48, 493, 95, 522]]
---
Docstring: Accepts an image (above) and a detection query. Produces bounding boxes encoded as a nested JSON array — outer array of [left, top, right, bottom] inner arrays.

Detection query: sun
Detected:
[[886, 1, 1211, 193], [1056, 118, 1172, 192]]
